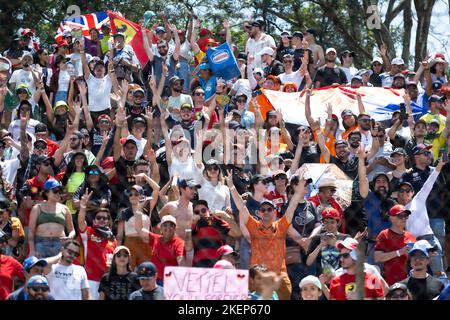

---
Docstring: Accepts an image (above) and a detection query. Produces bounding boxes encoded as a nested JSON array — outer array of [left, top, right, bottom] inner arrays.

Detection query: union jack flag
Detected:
[[55, 11, 109, 42]]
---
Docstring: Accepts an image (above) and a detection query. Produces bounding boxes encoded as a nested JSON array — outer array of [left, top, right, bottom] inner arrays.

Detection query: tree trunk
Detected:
[[402, 0, 412, 65], [355, 241, 366, 300], [414, 0, 437, 69]]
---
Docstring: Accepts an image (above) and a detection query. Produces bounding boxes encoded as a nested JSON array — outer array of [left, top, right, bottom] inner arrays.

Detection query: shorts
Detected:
[[35, 236, 62, 258]]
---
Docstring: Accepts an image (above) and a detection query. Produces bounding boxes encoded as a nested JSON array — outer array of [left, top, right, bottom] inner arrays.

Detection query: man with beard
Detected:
[[356, 112, 375, 151], [45, 239, 91, 300], [24, 275, 55, 300], [400, 144, 447, 252], [358, 147, 396, 265], [245, 20, 276, 70], [54, 129, 96, 171], [366, 125, 395, 181], [166, 76, 193, 122], [380, 57, 405, 88], [159, 178, 200, 240], [142, 24, 180, 91], [391, 74, 406, 89], [313, 48, 348, 88]]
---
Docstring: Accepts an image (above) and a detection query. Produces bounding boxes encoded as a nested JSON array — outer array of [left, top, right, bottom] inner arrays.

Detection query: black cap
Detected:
[[292, 31, 304, 39], [429, 94, 444, 103], [237, 52, 247, 61], [372, 172, 389, 183], [334, 139, 349, 147], [250, 174, 270, 186], [178, 178, 201, 189], [123, 138, 138, 147], [35, 155, 51, 164], [251, 20, 264, 28], [34, 138, 48, 146], [193, 200, 209, 209], [397, 181, 413, 191], [391, 147, 406, 156], [132, 117, 146, 125], [432, 81, 443, 91], [340, 50, 355, 58], [386, 282, 409, 298], [136, 261, 157, 279], [305, 28, 317, 36], [169, 76, 184, 87]]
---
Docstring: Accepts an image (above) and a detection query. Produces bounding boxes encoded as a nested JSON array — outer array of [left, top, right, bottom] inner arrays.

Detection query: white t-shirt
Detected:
[[8, 118, 40, 142], [278, 71, 304, 88], [197, 177, 231, 212], [245, 33, 276, 69], [86, 75, 112, 112], [231, 79, 252, 103], [58, 70, 70, 92], [0, 158, 20, 185], [68, 53, 92, 77], [127, 134, 147, 159], [340, 66, 359, 84], [9, 69, 36, 95], [47, 263, 90, 300], [179, 40, 191, 60]]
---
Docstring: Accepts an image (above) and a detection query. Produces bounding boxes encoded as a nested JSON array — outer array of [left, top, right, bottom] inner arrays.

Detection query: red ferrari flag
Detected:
[[108, 11, 149, 67]]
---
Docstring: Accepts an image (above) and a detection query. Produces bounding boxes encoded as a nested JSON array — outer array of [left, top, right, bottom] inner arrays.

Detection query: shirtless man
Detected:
[[304, 28, 325, 71], [159, 178, 200, 239]]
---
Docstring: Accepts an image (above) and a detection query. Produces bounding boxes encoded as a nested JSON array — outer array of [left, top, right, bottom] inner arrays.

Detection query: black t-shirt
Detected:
[[400, 275, 444, 300], [99, 272, 140, 300], [129, 286, 165, 300], [280, 201, 319, 246], [296, 144, 321, 167], [313, 66, 348, 87], [90, 127, 114, 157], [117, 206, 160, 230], [264, 59, 284, 77], [330, 155, 359, 180], [293, 48, 314, 72]]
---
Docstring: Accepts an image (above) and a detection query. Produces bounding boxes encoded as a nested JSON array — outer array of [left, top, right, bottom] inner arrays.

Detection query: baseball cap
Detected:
[[237, 52, 247, 62], [258, 47, 274, 56], [56, 40, 69, 48], [409, 241, 430, 257], [412, 144, 432, 155], [43, 179, 62, 191], [27, 275, 49, 287], [251, 20, 264, 28], [321, 207, 341, 220], [250, 174, 270, 186], [253, 68, 264, 76], [351, 75, 363, 83], [258, 199, 276, 209], [128, 184, 144, 196], [299, 275, 322, 290], [97, 114, 112, 124], [305, 28, 317, 36], [136, 261, 157, 279], [199, 28, 213, 36], [397, 181, 413, 191], [386, 283, 409, 298], [53, 100, 69, 111], [160, 215, 177, 226], [334, 139, 349, 147], [406, 80, 418, 87], [272, 170, 287, 179], [432, 81, 443, 92], [326, 48, 337, 55], [391, 57, 405, 65], [169, 75, 184, 86], [155, 26, 166, 34], [34, 138, 48, 147], [23, 256, 48, 272], [177, 178, 201, 189], [113, 245, 131, 255], [217, 245, 238, 257], [429, 94, 444, 103], [112, 33, 126, 39], [390, 147, 406, 156], [180, 103, 193, 110], [372, 57, 383, 64], [198, 63, 210, 71], [132, 117, 146, 125], [428, 118, 440, 127], [372, 172, 389, 184], [340, 50, 355, 58], [193, 199, 209, 209], [133, 88, 145, 96], [393, 73, 405, 80], [291, 31, 304, 38], [388, 204, 411, 216], [123, 138, 138, 147], [101, 24, 111, 30], [280, 30, 291, 37], [341, 109, 354, 117], [337, 237, 358, 250]]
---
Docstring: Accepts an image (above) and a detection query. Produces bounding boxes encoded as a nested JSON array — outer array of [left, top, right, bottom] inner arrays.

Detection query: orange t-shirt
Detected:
[[313, 129, 336, 163], [246, 215, 290, 273], [341, 124, 359, 141]]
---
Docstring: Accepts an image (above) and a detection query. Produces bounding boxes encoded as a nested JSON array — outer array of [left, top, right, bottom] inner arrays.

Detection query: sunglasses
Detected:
[[99, 119, 111, 125], [259, 207, 274, 213], [359, 118, 371, 122], [411, 255, 427, 261], [207, 165, 220, 171], [339, 252, 351, 259], [398, 188, 412, 193], [349, 137, 361, 142], [194, 208, 208, 215], [116, 253, 129, 258], [236, 99, 246, 103], [283, 60, 293, 64], [95, 215, 110, 221], [29, 286, 50, 293], [51, 188, 63, 194], [396, 214, 409, 220], [67, 248, 80, 257], [194, 92, 205, 96], [129, 191, 141, 197], [89, 170, 100, 175]]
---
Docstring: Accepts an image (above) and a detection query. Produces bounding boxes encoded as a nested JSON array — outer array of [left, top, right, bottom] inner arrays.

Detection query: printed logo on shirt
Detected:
[[345, 283, 356, 294]]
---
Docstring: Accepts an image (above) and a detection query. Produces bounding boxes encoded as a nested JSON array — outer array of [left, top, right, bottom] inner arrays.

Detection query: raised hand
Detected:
[[162, 63, 168, 76], [66, 119, 77, 134], [115, 104, 128, 125], [148, 148, 157, 163], [225, 169, 234, 188], [80, 189, 93, 207], [247, 54, 255, 65], [378, 43, 387, 56], [325, 103, 333, 117], [310, 118, 321, 132], [195, 128, 203, 144], [142, 106, 153, 124], [356, 144, 366, 159], [101, 131, 110, 145], [72, 100, 82, 114], [403, 91, 411, 105], [222, 20, 230, 29]]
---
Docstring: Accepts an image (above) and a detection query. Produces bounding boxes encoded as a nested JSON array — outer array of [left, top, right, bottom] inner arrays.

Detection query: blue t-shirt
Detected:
[[363, 191, 392, 240], [199, 75, 217, 101]]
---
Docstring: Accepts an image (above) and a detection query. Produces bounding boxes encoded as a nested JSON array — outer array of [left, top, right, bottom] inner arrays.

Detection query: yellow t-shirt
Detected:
[[194, 50, 206, 65], [65, 172, 85, 214]]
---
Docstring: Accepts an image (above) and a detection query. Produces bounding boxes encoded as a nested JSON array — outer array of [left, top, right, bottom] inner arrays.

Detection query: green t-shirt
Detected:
[[4, 89, 18, 112], [100, 36, 111, 55], [65, 172, 85, 214]]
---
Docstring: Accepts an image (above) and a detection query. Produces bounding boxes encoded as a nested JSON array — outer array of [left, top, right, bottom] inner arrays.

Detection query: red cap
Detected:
[[331, 114, 339, 121], [388, 204, 411, 216], [321, 207, 341, 220], [21, 28, 34, 36], [200, 28, 213, 37], [97, 114, 112, 124], [57, 40, 69, 47], [177, 30, 185, 36], [435, 53, 446, 60], [216, 245, 237, 257], [204, 38, 218, 46], [336, 238, 358, 250]]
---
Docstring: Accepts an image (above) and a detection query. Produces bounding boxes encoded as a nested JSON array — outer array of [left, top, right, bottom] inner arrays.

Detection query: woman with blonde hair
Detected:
[[197, 159, 231, 213]]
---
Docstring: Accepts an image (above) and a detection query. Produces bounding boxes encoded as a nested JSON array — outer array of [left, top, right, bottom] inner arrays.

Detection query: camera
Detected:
[[399, 103, 407, 120]]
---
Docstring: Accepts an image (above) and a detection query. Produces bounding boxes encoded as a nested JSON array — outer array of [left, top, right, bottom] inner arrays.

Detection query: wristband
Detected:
[[396, 250, 400, 257], [80, 205, 87, 209], [185, 229, 192, 233]]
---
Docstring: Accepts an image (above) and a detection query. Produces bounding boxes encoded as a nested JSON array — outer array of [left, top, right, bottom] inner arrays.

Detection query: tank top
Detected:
[[36, 205, 66, 227], [169, 155, 202, 183]]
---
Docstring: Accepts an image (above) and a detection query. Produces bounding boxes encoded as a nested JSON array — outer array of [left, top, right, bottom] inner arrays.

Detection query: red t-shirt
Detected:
[[148, 234, 185, 281], [101, 156, 119, 184], [329, 273, 385, 300], [23, 175, 52, 226], [375, 228, 416, 285], [0, 255, 24, 298], [265, 190, 286, 218], [77, 226, 116, 282]]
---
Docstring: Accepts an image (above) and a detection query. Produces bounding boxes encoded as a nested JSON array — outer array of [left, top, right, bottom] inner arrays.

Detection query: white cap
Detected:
[[213, 259, 235, 269], [391, 57, 405, 65], [337, 237, 359, 250], [160, 215, 177, 226], [326, 48, 337, 55], [371, 57, 383, 64], [258, 47, 274, 56], [253, 67, 264, 75], [299, 275, 322, 290]]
